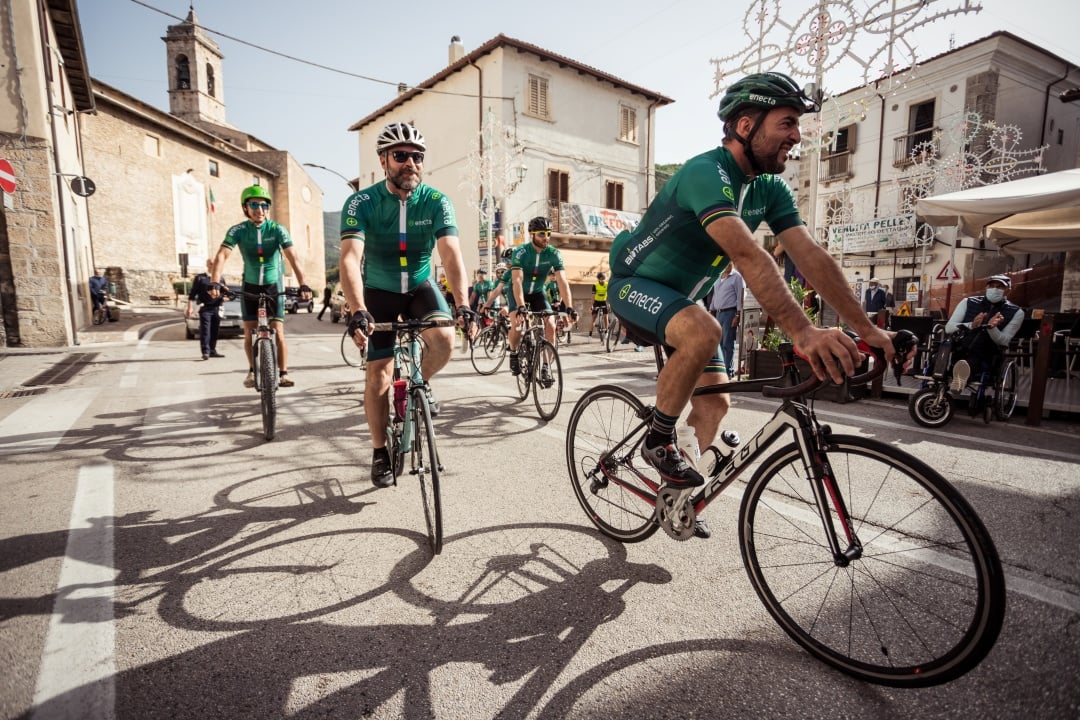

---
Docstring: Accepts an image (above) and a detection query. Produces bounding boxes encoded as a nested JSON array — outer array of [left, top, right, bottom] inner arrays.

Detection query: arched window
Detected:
[[175, 54, 190, 90], [206, 64, 215, 97]]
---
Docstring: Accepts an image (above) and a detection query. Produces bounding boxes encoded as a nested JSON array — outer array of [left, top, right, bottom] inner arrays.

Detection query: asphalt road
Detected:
[[1, 311, 1079, 719]]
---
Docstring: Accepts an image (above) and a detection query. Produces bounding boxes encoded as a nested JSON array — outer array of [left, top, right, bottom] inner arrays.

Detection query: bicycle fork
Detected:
[[797, 425, 863, 565]]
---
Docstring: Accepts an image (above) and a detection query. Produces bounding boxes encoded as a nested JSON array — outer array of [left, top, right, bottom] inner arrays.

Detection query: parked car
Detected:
[[185, 298, 244, 339], [330, 290, 349, 323], [284, 286, 315, 314]]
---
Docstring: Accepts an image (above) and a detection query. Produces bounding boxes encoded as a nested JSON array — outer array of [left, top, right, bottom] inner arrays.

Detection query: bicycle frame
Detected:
[[392, 330, 426, 456], [593, 348, 867, 561]]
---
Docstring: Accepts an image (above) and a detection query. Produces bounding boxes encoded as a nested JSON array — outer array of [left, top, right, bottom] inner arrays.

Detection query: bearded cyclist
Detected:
[[212, 185, 310, 388], [339, 122, 476, 488], [608, 72, 899, 526], [507, 217, 577, 383]]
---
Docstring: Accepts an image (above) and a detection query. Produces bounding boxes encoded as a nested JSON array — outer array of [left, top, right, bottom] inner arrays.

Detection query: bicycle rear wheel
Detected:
[[341, 328, 366, 368], [532, 339, 563, 421], [470, 325, 506, 375], [994, 360, 1017, 420], [739, 434, 1005, 687], [257, 338, 278, 441], [412, 387, 443, 554], [566, 385, 660, 542], [606, 316, 621, 353]]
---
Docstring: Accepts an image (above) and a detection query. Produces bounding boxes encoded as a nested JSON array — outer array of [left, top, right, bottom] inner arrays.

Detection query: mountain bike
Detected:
[[377, 317, 453, 555], [341, 327, 366, 369], [566, 332, 1005, 687], [238, 288, 286, 441], [514, 310, 563, 421], [470, 311, 510, 375]]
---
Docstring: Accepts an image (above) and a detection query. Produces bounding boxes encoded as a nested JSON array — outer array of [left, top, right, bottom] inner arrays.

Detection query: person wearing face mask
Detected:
[[943, 274, 1024, 392]]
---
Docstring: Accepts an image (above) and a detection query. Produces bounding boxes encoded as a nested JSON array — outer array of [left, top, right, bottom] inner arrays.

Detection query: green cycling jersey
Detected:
[[610, 145, 802, 300], [511, 242, 565, 296], [339, 181, 458, 293], [221, 220, 293, 286]]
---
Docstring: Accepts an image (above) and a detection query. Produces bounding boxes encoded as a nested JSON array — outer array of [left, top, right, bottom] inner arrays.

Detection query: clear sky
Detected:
[[79, 0, 1079, 212]]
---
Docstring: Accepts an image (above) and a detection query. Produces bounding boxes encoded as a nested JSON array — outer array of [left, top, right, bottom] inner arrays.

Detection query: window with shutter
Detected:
[[619, 106, 637, 143], [528, 75, 550, 119], [605, 181, 624, 210]]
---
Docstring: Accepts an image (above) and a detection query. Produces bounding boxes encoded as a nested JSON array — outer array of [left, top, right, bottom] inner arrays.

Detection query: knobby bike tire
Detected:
[[341, 328, 366, 368], [606, 317, 621, 353], [738, 434, 1005, 688], [471, 325, 507, 375], [412, 387, 443, 555], [565, 385, 660, 542], [258, 338, 278, 441], [532, 338, 563, 421]]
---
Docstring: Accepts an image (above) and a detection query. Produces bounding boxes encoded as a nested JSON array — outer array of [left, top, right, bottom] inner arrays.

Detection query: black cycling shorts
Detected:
[[240, 282, 285, 322], [364, 277, 451, 361]]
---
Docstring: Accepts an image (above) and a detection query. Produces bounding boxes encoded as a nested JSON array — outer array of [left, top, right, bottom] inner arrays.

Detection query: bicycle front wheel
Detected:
[[341, 328, 366, 368], [739, 434, 1005, 687], [606, 316, 621, 353], [258, 339, 278, 441], [515, 341, 532, 401], [412, 387, 443, 555], [566, 385, 659, 542], [532, 339, 563, 421], [470, 325, 506, 375]]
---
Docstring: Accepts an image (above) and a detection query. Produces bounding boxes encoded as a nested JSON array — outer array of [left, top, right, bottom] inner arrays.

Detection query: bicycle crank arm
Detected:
[[655, 486, 697, 541]]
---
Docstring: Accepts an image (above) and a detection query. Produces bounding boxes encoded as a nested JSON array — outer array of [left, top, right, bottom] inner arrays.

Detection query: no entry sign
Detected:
[[0, 158, 16, 194]]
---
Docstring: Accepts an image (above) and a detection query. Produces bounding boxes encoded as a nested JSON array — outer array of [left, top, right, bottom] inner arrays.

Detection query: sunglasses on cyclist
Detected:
[[246, 201, 270, 210], [390, 150, 425, 164], [531, 230, 551, 238]]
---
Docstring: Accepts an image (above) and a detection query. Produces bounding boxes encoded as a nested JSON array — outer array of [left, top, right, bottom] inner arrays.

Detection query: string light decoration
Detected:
[[893, 110, 1047, 244], [458, 111, 526, 272], [710, 0, 981, 93]]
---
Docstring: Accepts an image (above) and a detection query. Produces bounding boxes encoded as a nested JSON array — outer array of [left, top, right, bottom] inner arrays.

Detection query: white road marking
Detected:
[[31, 463, 116, 720], [0, 388, 99, 455]]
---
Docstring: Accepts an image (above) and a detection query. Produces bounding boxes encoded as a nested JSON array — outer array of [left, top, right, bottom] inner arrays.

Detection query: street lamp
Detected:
[[303, 162, 356, 189]]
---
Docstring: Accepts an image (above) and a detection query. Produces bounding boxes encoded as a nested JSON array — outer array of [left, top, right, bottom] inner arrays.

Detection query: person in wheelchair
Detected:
[[940, 274, 1024, 393]]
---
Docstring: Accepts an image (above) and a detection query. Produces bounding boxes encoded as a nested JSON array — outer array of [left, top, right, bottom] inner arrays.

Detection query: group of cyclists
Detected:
[[202, 71, 928, 501]]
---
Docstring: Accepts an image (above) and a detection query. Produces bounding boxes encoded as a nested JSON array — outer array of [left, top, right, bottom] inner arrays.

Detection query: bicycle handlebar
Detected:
[[759, 329, 918, 399], [370, 318, 456, 333]]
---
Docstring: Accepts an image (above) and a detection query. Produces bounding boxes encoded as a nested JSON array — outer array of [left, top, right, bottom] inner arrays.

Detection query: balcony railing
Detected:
[[820, 151, 853, 182], [893, 127, 939, 167]]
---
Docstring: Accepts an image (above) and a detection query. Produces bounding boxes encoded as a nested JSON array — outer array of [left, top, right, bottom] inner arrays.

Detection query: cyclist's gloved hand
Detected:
[[299, 284, 312, 299], [347, 309, 376, 337], [568, 309, 579, 321]]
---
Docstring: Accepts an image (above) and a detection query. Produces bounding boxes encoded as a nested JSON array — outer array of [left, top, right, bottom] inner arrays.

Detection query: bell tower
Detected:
[[163, 6, 227, 126]]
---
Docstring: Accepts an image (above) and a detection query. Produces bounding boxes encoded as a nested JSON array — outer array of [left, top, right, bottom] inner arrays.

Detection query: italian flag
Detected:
[[208, 187, 217, 214]]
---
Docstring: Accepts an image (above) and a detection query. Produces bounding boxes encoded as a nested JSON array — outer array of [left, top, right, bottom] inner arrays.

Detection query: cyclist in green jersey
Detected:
[[338, 122, 476, 488], [588, 272, 609, 336], [211, 185, 311, 388], [480, 260, 513, 317], [469, 269, 494, 313], [507, 217, 577, 381], [608, 72, 899, 503]]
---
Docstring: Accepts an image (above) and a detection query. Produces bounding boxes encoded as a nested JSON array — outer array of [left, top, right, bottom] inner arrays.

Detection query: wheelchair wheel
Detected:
[[994, 360, 1018, 420], [908, 386, 953, 428]]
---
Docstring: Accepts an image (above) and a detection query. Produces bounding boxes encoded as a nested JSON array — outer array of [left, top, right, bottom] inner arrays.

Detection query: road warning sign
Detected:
[[936, 261, 961, 281]]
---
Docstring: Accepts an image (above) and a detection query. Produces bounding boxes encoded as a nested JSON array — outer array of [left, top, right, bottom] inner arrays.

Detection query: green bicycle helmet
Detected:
[[240, 184, 272, 207], [716, 72, 820, 121]]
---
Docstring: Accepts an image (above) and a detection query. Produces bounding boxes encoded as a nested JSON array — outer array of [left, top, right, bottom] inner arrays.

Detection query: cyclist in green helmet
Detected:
[[212, 185, 311, 388], [607, 72, 901, 524]]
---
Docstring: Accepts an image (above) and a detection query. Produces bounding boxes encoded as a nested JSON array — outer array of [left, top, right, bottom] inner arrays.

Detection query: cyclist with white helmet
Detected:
[[212, 185, 311, 388], [607, 72, 898, 516], [339, 122, 475, 488]]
